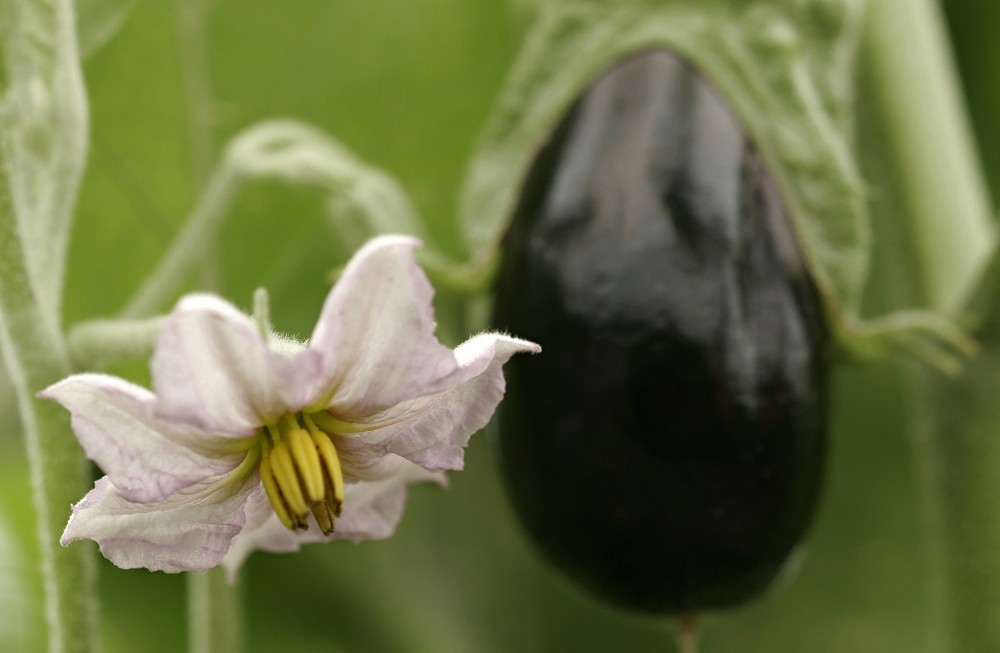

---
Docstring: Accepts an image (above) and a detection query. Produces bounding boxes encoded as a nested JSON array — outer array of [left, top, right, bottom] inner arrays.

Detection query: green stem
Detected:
[[676, 615, 699, 653], [67, 316, 164, 370], [0, 169, 98, 653], [417, 248, 499, 296], [913, 336, 1000, 653], [0, 0, 99, 649], [174, 0, 216, 187], [863, 1, 998, 651], [187, 568, 245, 653], [864, 0, 995, 315], [174, 0, 222, 293], [120, 163, 239, 319]]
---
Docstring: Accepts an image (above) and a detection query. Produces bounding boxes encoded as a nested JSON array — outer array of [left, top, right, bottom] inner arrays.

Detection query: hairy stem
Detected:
[[864, 0, 994, 315], [120, 164, 238, 319], [0, 158, 98, 653], [174, 0, 222, 292], [863, 1, 997, 651], [174, 0, 216, 186], [67, 316, 164, 370], [187, 568, 245, 653], [0, 0, 98, 649], [912, 336, 1000, 653]]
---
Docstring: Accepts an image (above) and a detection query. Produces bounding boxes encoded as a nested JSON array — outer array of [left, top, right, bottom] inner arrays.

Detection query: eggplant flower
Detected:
[[41, 235, 539, 575]]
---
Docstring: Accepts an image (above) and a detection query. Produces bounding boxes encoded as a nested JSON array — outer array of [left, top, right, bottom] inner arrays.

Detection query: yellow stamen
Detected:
[[269, 442, 309, 518], [311, 501, 334, 535], [259, 411, 349, 533], [259, 455, 295, 530], [312, 430, 345, 516], [288, 427, 324, 503]]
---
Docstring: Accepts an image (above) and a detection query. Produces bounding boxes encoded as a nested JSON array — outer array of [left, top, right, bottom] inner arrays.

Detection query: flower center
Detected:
[[258, 412, 346, 535]]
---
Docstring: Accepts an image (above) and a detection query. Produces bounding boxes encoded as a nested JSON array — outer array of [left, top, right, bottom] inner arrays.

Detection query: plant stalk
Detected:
[[0, 0, 98, 649], [0, 168, 98, 653], [863, 1, 998, 651], [187, 568, 245, 653], [864, 0, 994, 315]]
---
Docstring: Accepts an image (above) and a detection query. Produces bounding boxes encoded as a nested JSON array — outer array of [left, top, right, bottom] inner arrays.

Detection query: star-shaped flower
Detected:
[[41, 235, 539, 575]]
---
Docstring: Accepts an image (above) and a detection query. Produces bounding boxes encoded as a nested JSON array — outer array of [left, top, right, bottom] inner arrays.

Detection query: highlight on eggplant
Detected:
[[492, 49, 829, 616]]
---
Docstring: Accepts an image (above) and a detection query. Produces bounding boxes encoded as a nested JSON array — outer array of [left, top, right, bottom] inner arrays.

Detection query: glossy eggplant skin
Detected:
[[492, 50, 829, 615]]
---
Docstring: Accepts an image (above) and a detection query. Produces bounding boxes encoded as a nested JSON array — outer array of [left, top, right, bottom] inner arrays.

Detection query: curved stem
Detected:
[[0, 149, 98, 653], [119, 118, 491, 323], [0, 0, 99, 649], [174, 0, 216, 186], [417, 248, 499, 296], [119, 164, 239, 319], [174, 0, 222, 293], [67, 316, 164, 370]]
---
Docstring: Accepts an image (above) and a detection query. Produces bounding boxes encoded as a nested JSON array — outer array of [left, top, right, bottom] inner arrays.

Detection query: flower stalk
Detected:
[[188, 567, 245, 653], [863, 0, 995, 314], [862, 0, 998, 650]]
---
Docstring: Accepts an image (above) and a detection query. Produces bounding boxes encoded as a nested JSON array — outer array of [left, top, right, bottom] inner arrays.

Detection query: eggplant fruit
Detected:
[[492, 49, 829, 615]]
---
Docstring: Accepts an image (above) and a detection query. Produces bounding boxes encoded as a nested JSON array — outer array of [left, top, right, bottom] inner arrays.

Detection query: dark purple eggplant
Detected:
[[492, 49, 829, 615]]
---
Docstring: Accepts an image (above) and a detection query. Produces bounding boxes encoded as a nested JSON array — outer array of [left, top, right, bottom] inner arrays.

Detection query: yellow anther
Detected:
[[269, 442, 309, 518], [288, 427, 324, 503], [312, 431, 345, 516], [311, 501, 334, 535], [258, 413, 352, 533], [260, 455, 295, 531]]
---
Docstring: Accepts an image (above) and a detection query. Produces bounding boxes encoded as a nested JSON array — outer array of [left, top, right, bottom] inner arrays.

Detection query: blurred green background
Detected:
[[1, 0, 998, 651]]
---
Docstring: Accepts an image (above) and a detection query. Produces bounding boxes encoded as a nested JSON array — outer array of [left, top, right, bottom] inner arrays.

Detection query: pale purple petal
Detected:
[[221, 462, 444, 577], [335, 448, 420, 483], [334, 334, 540, 477], [219, 489, 301, 580], [49, 234, 543, 576], [306, 235, 461, 417], [152, 294, 316, 434], [39, 374, 245, 503], [334, 465, 445, 540], [61, 472, 257, 574]]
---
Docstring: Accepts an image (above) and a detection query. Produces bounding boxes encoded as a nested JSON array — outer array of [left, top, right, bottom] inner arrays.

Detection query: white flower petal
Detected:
[[335, 447, 419, 483], [219, 489, 300, 580], [335, 333, 540, 475], [49, 236, 541, 576], [39, 374, 245, 503], [306, 235, 461, 417], [221, 462, 444, 577], [61, 473, 256, 574], [152, 294, 316, 434], [335, 465, 445, 540]]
